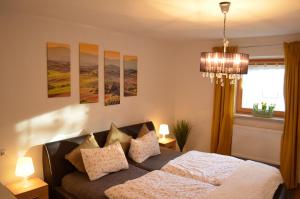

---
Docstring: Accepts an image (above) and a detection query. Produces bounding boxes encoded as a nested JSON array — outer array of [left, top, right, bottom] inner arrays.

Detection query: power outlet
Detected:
[[0, 148, 5, 156]]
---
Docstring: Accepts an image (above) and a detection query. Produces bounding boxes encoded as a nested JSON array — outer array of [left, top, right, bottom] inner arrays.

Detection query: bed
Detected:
[[105, 161, 282, 199], [43, 121, 287, 199], [61, 164, 147, 199]]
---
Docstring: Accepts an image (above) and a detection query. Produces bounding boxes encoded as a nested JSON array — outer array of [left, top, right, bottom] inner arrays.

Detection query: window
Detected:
[[236, 58, 285, 117]]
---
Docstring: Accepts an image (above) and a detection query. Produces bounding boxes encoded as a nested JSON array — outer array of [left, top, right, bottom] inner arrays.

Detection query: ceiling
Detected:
[[1, 0, 300, 40]]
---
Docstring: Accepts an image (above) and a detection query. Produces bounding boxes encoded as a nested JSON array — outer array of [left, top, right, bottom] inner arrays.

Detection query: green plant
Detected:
[[172, 120, 192, 152], [268, 104, 276, 113], [252, 102, 276, 118], [261, 102, 267, 112], [253, 103, 259, 112]]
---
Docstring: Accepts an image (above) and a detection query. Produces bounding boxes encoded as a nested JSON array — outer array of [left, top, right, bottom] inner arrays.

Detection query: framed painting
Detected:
[[104, 51, 120, 105], [124, 55, 137, 97], [47, 42, 71, 97], [79, 43, 99, 103]]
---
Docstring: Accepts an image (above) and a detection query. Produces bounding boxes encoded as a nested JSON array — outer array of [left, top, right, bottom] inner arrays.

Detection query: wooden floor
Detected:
[[294, 186, 300, 199]]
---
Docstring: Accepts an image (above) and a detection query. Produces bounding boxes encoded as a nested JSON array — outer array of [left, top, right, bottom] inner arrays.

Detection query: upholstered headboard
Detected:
[[42, 121, 155, 198]]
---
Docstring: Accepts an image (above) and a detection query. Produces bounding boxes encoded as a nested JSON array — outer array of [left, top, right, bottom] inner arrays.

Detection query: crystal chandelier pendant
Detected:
[[200, 2, 249, 86]]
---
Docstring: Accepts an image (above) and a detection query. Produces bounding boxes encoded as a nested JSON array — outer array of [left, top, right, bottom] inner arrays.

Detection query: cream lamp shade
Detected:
[[159, 124, 169, 138], [15, 157, 35, 178]]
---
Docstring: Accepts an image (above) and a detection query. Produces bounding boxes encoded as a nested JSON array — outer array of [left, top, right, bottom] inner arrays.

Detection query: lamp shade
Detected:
[[159, 124, 169, 136], [15, 157, 35, 178], [200, 52, 249, 74]]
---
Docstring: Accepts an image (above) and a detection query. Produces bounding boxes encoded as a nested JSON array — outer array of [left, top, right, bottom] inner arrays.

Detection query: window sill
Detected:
[[234, 113, 284, 123]]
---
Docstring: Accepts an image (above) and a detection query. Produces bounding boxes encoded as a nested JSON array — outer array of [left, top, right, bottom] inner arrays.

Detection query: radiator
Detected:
[[232, 124, 282, 165]]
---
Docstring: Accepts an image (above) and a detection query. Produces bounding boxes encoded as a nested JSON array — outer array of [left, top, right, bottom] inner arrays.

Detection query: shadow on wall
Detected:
[[15, 104, 90, 157]]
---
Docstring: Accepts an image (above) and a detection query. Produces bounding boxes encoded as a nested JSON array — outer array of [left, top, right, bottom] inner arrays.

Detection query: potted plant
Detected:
[[252, 102, 276, 118], [172, 120, 192, 152]]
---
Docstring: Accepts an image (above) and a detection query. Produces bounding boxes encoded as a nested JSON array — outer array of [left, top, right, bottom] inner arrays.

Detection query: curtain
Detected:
[[210, 46, 238, 155], [280, 41, 300, 189]]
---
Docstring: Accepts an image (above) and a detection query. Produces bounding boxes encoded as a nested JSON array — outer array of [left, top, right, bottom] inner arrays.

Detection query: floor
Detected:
[[293, 186, 300, 199]]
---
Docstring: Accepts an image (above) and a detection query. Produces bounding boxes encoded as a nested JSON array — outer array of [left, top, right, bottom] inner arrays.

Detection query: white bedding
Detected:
[[105, 170, 216, 199], [105, 161, 282, 199], [161, 150, 244, 185], [207, 160, 283, 199]]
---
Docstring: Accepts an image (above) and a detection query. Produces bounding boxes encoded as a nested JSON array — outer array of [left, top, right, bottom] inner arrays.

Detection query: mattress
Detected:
[[61, 164, 148, 199], [128, 147, 182, 171]]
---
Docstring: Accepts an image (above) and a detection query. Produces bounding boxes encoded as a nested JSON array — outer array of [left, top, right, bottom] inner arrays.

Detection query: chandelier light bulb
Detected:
[[200, 2, 249, 86]]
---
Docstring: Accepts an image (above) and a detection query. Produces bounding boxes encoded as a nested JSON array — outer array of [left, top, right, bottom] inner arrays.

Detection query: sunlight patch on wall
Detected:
[[15, 105, 89, 156]]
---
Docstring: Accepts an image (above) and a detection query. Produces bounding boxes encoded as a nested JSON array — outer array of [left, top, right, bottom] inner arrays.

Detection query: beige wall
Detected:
[[173, 39, 218, 152], [0, 14, 176, 184]]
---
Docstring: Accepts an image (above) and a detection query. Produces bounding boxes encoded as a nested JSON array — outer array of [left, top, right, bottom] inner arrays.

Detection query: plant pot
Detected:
[[252, 110, 274, 118]]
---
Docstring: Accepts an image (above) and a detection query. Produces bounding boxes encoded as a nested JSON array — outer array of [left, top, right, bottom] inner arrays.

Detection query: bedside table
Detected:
[[159, 137, 176, 150], [6, 178, 48, 199], [0, 182, 17, 199]]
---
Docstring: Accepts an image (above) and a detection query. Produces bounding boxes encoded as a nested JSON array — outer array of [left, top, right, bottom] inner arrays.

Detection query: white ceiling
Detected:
[[1, 0, 300, 40]]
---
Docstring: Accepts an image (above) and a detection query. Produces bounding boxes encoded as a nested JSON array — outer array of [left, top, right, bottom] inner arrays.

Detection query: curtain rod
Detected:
[[239, 43, 282, 48]]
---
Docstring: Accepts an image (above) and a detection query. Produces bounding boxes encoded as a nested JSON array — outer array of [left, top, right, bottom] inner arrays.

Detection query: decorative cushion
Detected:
[[137, 124, 150, 138], [129, 131, 161, 163], [81, 142, 129, 181], [65, 134, 99, 172], [105, 123, 132, 153]]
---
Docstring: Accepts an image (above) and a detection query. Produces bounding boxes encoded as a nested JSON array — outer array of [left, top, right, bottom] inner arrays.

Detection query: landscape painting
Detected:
[[104, 51, 120, 105], [79, 43, 99, 103], [47, 42, 71, 97], [124, 55, 137, 96]]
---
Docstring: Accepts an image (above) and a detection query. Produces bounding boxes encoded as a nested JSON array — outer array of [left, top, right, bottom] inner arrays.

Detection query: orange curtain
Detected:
[[210, 46, 238, 155], [280, 41, 300, 189]]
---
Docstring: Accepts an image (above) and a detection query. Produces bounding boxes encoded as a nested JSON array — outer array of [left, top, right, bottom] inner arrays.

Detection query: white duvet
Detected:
[[105, 161, 282, 199], [207, 160, 283, 199], [161, 150, 244, 185], [105, 170, 216, 199]]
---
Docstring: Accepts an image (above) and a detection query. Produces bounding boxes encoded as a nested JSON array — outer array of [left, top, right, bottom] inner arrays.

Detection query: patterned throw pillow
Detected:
[[129, 131, 160, 163], [65, 134, 99, 172], [105, 123, 132, 153], [81, 142, 129, 181], [137, 124, 150, 138]]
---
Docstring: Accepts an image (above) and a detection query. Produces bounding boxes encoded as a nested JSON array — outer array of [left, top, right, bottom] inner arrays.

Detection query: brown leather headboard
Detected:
[[42, 121, 155, 198]]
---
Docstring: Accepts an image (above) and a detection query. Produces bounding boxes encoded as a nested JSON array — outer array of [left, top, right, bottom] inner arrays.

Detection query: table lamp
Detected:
[[15, 156, 35, 183], [159, 124, 169, 140]]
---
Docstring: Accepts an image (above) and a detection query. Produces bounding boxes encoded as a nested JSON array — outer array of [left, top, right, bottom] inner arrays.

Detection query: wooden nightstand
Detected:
[[159, 137, 176, 150], [0, 182, 17, 199], [6, 178, 48, 199]]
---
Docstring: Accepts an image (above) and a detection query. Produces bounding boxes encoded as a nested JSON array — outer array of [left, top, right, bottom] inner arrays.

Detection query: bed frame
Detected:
[[42, 121, 286, 199], [43, 121, 155, 199]]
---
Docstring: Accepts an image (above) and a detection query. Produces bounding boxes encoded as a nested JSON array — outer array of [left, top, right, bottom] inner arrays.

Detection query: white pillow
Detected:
[[81, 142, 129, 181], [129, 131, 161, 163]]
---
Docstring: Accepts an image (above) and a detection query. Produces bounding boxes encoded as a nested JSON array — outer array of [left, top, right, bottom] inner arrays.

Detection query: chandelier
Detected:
[[200, 2, 249, 86]]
